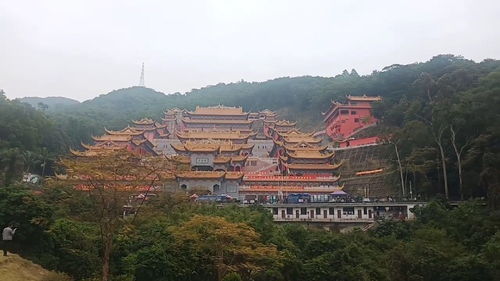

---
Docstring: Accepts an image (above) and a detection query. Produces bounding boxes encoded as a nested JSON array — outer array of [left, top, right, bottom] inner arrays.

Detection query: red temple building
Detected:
[[323, 95, 382, 147]]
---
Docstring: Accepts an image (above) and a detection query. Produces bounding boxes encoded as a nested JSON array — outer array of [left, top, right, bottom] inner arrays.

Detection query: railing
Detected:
[[273, 217, 376, 223]]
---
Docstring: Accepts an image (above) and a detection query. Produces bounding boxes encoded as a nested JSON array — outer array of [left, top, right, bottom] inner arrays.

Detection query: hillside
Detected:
[[0, 254, 71, 281], [37, 55, 500, 147], [3, 54, 500, 202], [44, 55, 500, 131], [17, 96, 80, 111]]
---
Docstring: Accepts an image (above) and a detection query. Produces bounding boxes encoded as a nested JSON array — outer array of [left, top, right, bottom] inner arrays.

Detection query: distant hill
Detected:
[[32, 55, 500, 148], [18, 96, 79, 111], [0, 254, 71, 281]]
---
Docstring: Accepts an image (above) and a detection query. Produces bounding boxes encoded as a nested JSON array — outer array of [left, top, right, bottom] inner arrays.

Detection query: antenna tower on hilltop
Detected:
[[139, 62, 145, 87]]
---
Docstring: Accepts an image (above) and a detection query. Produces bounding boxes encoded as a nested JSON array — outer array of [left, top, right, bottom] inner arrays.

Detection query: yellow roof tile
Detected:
[[188, 105, 247, 115], [284, 162, 342, 170], [182, 118, 253, 124], [92, 135, 132, 142], [132, 118, 155, 125]]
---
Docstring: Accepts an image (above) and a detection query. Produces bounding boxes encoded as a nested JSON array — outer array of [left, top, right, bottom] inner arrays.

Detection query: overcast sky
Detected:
[[1, 0, 499, 101]]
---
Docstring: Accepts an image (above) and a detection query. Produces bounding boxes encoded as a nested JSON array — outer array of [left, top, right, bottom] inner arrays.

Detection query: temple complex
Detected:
[[323, 95, 382, 147], [69, 103, 399, 201]]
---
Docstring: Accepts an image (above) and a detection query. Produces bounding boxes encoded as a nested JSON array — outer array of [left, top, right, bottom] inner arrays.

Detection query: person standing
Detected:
[[2, 225, 17, 256]]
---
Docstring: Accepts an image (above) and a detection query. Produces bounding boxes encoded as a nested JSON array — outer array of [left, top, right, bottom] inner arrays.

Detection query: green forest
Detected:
[[1, 54, 500, 280], [1, 185, 499, 281]]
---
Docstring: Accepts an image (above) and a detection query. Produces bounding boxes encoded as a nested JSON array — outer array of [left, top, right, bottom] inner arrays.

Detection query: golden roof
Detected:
[[176, 131, 253, 140], [105, 127, 144, 136], [214, 156, 231, 164], [184, 142, 219, 152], [171, 143, 187, 152], [154, 122, 167, 129], [173, 155, 190, 164], [82, 141, 126, 150], [175, 171, 244, 180], [181, 118, 253, 125], [243, 174, 340, 182], [275, 120, 296, 126], [131, 139, 150, 146], [225, 172, 244, 180], [287, 151, 335, 159], [70, 146, 126, 157], [346, 95, 382, 102], [132, 118, 155, 125], [241, 143, 255, 150], [284, 142, 327, 152], [188, 105, 247, 116], [92, 135, 132, 142], [277, 129, 313, 137], [283, 135, 321, 144], [284, 162, 342, 170], [175, 171, 226, 179], [230, 155, 248, 162], [171, 140, 252, 153]]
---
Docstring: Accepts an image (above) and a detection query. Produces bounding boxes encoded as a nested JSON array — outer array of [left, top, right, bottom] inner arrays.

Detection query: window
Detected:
[[301, 207, 307, 215], [196, 158, 209, 164], [180, 184, 187, 190], [351, 111, 357, 115], [227, 185, 237, 193], [343, 207, 355, 215], [363, 207, 367, 215], [329, 208, 335, 215], [213, 184, 220, 192], [286, 208, 293, 215], [340, 110, 349, 115], [354, 118, 360, 123], [316, 208, 321, 215], [273, 208, 278, 215]]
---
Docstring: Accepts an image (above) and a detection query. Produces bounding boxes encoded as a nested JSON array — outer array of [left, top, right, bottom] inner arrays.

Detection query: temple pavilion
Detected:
[[171, 140, 253, 172], [278, 142, 342, 175], [73, 117, 167, 156]]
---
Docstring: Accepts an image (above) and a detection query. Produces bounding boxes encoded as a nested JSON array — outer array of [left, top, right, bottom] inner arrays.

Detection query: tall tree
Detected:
[[450, 126, 471, 200], [58, 149, 175, 281]]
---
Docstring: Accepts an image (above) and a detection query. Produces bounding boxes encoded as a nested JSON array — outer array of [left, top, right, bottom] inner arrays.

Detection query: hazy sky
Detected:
[[1, 0, 499, 101]]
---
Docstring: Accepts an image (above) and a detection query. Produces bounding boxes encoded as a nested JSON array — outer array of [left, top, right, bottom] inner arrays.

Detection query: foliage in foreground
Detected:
[[1, 185, 499, 281]]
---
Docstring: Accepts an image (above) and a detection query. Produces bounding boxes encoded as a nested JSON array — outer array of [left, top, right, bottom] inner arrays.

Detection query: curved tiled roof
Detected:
[[188, 105, 247, 116], [286, 151, 335, 160], [132, 118, 155, 125], [181, 118, 253, 125], [284, 161, 343, 170], [92, 135, 132, 142], [104, 127, 144, 136]]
